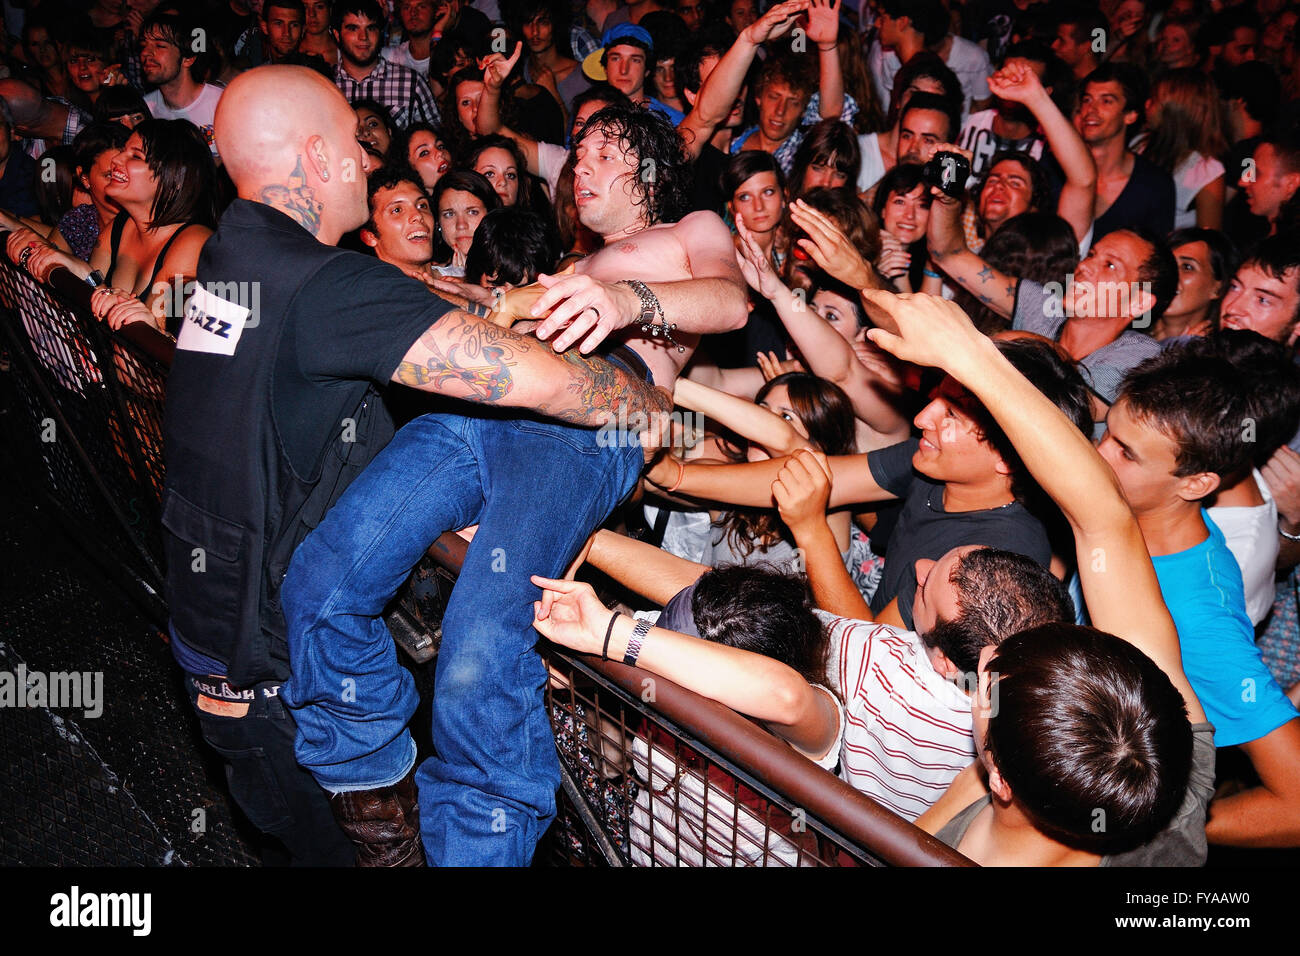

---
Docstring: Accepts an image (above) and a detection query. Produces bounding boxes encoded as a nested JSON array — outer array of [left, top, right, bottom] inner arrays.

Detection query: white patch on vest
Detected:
[[177, 285, 250, 356]]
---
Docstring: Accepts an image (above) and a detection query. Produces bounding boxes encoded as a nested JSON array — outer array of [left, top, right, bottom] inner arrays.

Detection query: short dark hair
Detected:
[[264, 0, 307, 18], [1191, 330, 1300, 467], [363, 165, 427, 234], [1054, 4, 1108, 47], [332, 0, 386, 32], [1238, 231, 1300, 339], [691, 566, 830, 686], [1219, 61, 1281, 126], [1080, 63, 1148, 128], [878, 0, 948, 46], [1125, 227, 1180, 322], [571, 83, 633, 116], [465, 207, 561, 286], [135, 118, 219, 229], [986, 624, 1192, 855], [887, 50, 961, 124], [899, 90, 960, 144], [1119, 335, 1300, 480], [501, 0, 574, 58], [971, 337, 1094, 500], [573, 103, 691, 225], [676, 26, 734, 96], [920, 547, 1074, 673]]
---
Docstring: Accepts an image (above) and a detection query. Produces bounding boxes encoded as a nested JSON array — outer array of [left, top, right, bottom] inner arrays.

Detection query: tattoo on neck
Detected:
[[259, 156, 323, 235]]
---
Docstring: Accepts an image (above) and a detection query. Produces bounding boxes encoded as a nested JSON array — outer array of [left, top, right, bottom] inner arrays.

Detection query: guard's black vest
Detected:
[[162, 201, 396, 687]]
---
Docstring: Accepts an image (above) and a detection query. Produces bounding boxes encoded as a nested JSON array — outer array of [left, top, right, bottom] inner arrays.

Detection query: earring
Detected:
[[319, 168, 330, 182]]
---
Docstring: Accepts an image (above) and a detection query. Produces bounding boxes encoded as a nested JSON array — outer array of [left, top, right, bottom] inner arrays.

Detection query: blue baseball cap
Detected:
[[583, 23, 655, 82]]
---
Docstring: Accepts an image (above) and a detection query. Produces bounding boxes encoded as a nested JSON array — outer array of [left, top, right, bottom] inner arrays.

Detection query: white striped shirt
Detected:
[[821, 613, 975, 822]]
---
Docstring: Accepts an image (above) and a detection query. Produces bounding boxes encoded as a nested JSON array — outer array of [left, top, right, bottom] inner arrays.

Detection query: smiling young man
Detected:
[[139, 11, 224, 156], [331, 0, 438, 128], [358, 168, 437, 279], [1073, 63, 1175, 240]]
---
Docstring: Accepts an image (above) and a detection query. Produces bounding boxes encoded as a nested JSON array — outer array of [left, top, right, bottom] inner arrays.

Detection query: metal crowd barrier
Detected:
[[0, 234, 971, 867]]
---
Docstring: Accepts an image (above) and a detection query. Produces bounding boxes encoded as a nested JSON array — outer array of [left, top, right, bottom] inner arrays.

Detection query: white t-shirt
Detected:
[[1172, 151, 1226, 230], [823, 612, 975, 822], [145, 84, 224, 156], [856, 131, 888, 193], [383, 41, 429, 76], [870, 36, 991, 120], [1207, 470, 1279, 626], [537, 141, 566, 202], [957, 108, 1045, 179], [627, 686, 845, 866]]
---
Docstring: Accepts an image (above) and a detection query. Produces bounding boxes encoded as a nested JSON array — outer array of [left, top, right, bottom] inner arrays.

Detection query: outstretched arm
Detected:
[[646, 449, 892, 509], [863, 290, 1204, 721], [987, 61, 1096, 243], [394, 310, 672, 429], [584, 528, 711, 605], [678, 0, 809, 160], [532, 576, 841, 759], [674, 376, 811, 457]]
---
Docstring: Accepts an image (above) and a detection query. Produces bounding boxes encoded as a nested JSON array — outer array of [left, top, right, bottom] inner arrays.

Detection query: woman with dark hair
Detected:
[[1152, 227, 1238, 341], [430, 169, 503, 276], [723, 149, 787, 267], [787, 118, 861, 201], [784, 187, 881, 287], [402, 122, 453, 193], [354, 99, 398, 164], [93, 86, 150, 130], [465, 133, 551, 217], [871, 162, 933, 293], [14, 119, 218, 336]]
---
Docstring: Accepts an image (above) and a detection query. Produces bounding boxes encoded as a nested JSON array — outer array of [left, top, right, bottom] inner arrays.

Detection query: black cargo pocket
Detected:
[[162, 491, 255, 649]]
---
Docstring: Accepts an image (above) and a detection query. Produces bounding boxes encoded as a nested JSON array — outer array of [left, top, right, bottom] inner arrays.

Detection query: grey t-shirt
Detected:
[[935, 722, 1215, 866], [1012, 279, 1162, 405], [866, 438, 1052, 628]]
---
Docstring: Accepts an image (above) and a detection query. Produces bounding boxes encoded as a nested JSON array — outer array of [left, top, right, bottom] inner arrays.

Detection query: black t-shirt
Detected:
[[691, 143, 728, 218], [1093, 153, 1176, 241], [865, 438, 1052, 628], [163, 199, 455, 683]]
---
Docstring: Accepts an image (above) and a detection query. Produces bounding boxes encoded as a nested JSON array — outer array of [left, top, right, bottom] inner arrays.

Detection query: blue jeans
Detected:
[[281, 409, 643, 865]]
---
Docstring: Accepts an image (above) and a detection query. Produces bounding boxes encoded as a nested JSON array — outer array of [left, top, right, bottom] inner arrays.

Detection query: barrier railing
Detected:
[[0, 235, 972, 867]]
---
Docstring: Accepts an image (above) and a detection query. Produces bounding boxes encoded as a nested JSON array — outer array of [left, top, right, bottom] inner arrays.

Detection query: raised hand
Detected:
[[479, 41, 522, 93], [805, 0, 842, 48], [987, 59, 1046, 106], [861, 289, 990, 377], [789, 199, 873, 289], [744, 0, 811, 45], [734, 214, 788, 300], [757, 349, 805, 380]]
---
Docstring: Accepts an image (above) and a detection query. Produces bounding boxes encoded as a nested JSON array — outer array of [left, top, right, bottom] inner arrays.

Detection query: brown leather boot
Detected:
[[329, 771, 426, 867]]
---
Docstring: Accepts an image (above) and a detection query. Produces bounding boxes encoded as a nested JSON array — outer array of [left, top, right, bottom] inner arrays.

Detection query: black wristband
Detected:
[[602, 610, 620, 660]]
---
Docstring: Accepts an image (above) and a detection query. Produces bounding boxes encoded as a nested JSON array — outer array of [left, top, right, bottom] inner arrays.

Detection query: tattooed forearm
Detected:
[[395, 312, 527, 399], [536, 347, 670, 428]]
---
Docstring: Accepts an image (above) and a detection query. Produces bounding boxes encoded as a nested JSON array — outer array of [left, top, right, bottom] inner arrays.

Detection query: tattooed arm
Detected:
[[925, 183, 1019, 320], [393, 310, 672, 428]]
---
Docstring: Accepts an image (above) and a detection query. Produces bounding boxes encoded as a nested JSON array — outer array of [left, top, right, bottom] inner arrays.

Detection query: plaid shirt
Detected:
[[730, 93, 860, 175], [334, 56, 439, 128]]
